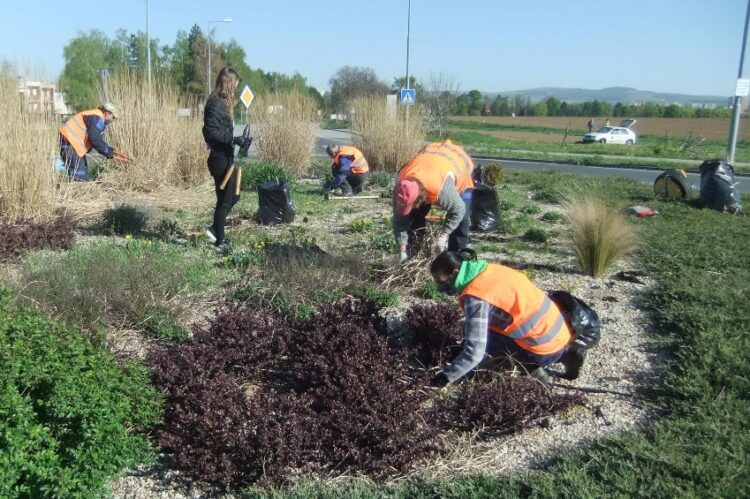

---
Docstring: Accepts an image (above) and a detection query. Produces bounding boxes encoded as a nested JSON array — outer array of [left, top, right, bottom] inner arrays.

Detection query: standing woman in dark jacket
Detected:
[[202, 67, 245, 249]]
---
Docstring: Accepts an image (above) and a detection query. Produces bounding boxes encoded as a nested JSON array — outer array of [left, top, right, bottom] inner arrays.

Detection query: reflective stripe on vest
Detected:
[[459, 264, 571, 356], [335, 146, 369, 174], [398, 141, 474, 204], [430, 140, 473, 180], [59, 109, 104, 157]]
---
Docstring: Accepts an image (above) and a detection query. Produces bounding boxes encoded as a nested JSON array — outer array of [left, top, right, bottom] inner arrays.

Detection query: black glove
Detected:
[[233, 136, 244, 147], [105, 150, 115, 160], [429, 372, 450, 388]]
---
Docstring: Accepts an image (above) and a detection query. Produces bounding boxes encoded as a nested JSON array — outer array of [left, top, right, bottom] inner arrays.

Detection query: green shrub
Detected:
[[369, 170, 395, 190], [18, 240, 219, 338], [522, 227, 549, 243], [153, 217, 181, 241], [540, 211, 564, 223], [0, 287, 161, 497], [520, 203, 542, 214], [240, 161, 296, 191], [366, 232, 397, 252], [102, 204, 148, 236]]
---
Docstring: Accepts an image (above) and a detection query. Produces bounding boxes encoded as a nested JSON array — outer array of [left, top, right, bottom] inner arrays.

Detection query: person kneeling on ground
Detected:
[[324, 144, 370, 199], [392, 140, 474, 263], [428, 249, 586, 388]]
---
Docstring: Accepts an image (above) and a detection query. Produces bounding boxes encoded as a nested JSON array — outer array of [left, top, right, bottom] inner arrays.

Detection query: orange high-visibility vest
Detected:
[[459, 264, 572, 356], [398, 140, 474, 204], [335, 146, 369, 174], [59, 109, 105, 157]]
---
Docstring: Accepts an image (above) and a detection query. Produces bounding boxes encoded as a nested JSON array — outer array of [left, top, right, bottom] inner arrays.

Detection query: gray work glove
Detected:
[[399, 245, 408, 264]]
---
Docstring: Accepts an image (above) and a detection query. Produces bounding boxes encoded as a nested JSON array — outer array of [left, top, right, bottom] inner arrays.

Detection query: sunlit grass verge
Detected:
[[349, 96, 427, 172], [99, 71, 206, 191], [18, 240, 220, 339], [563, 196, 637, 277], [0, 69, 58, 221], [249, 91, 317, 176]]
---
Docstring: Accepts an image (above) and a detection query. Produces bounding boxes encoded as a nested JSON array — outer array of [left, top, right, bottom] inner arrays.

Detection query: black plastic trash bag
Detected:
[[699, 159, 743, 213], [548, 290, 602, 350], [258, 179, 296, 225], [470, 182, 500, 232]]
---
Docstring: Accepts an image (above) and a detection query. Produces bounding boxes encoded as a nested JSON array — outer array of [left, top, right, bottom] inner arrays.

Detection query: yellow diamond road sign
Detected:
[[240, 85, 254, 108]]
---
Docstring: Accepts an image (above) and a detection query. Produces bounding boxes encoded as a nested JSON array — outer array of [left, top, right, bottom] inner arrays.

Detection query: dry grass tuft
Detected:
[[349, 96, 427, 172], [378, 225, 441, 290], [98, 71, 206, 192], [0, 70, 59, 222], [249, 92, 318, 176], [563, 196, 638, 277]]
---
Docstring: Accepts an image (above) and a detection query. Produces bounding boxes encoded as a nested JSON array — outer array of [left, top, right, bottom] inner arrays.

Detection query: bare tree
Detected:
[[328, 66, 389, 114], [425, 72, 460, 138]]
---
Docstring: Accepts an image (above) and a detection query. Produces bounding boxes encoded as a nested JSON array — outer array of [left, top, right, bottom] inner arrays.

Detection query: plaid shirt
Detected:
[[442, 295, 513, 382]]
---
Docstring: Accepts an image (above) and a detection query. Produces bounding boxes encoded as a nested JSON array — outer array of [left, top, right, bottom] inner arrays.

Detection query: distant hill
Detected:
[[489, 87, 729, 106]]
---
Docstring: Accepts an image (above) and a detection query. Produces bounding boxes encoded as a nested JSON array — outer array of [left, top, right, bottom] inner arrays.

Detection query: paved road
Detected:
[[236, 125, 749, 193]]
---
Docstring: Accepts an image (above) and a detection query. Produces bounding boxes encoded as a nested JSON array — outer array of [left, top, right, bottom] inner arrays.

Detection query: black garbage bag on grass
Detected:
[[548, 290, 602, 350], [258, 179, 296, 225], [699, 159, 743, 213], [470, 182, 501, 232]]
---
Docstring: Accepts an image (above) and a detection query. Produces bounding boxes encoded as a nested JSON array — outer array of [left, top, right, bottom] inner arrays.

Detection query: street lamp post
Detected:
[[405, 0, 411, 124], [146, 0, 151, 95], [728, 0, 750, 164], [206, 18, 233, 97]]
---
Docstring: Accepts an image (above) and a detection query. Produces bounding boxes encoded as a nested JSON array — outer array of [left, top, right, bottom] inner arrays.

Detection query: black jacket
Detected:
[[202, 94, 234, 157]]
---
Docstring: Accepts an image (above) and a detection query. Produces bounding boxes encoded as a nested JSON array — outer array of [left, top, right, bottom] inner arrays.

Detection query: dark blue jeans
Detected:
[[60, 138, 88, 181], [486, 332, 568, 372]]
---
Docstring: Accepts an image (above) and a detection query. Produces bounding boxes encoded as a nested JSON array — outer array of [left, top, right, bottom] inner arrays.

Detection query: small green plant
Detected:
[[241, 161, 296, 191], [367, 232, 397, 251], [520, 203, 542, 215], [420, 281, 449, 300], [351, 285, 399, 308], [563, 196, 638, 277], [540, 211, 564, 223], [522, 227, 549, 243], [369, 170, 395, 190], [154, 217, 181, 241], [102, 203, 148, 236], [349, 218, 375, 233]]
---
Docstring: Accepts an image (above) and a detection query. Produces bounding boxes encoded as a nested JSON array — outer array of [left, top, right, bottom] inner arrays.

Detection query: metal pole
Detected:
[[146, 0, 151, 96], [728, 0, 750, 163], [207, 24, 211, 97], [405, 0, 411, 124]]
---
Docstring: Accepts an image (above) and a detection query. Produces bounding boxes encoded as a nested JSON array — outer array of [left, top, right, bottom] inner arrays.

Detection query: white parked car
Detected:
[[583, 119, 637, 145]]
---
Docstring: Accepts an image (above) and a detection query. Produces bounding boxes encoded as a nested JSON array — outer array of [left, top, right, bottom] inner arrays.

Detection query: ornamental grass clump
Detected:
[[249, 91, 317, 176], [563, 196, 638, 277], [98, 71, 205, 191], [0, 70, 59, 222], [349, 95, 427, 172]]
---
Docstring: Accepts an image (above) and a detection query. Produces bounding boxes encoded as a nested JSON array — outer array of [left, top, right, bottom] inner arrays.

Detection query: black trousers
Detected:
[[208, 151, 239, 245]]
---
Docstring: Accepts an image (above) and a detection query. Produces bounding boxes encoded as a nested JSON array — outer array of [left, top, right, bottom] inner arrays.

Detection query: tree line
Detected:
[[451, 92, 731, 119], [60, 26, 323, 112]]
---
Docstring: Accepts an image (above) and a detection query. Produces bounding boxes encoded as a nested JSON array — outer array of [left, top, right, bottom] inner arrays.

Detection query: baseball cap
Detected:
[[100, 102, 118, 119]]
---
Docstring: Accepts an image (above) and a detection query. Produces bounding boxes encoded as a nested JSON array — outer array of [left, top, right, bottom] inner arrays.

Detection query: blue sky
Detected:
[[1, 0, 747, 96]]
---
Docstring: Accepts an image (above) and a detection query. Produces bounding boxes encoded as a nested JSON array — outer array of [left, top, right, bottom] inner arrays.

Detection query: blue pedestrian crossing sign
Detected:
[[400, 88, 416, 106]]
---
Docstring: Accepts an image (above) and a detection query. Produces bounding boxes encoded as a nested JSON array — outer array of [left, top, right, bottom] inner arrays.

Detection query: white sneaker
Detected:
[[205, 227, 217, 243]]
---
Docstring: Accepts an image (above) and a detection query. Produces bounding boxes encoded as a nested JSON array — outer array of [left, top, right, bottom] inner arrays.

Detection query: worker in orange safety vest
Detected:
[[428, 249, 588, 387], [392, 140, 474, 262], [324, 144, 371, 198], [59, 103, 118, 181]]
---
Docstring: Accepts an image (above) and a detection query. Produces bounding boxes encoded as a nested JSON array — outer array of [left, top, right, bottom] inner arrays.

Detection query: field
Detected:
[[2, 158, 748, 497], [451, 115, 750, 141]]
